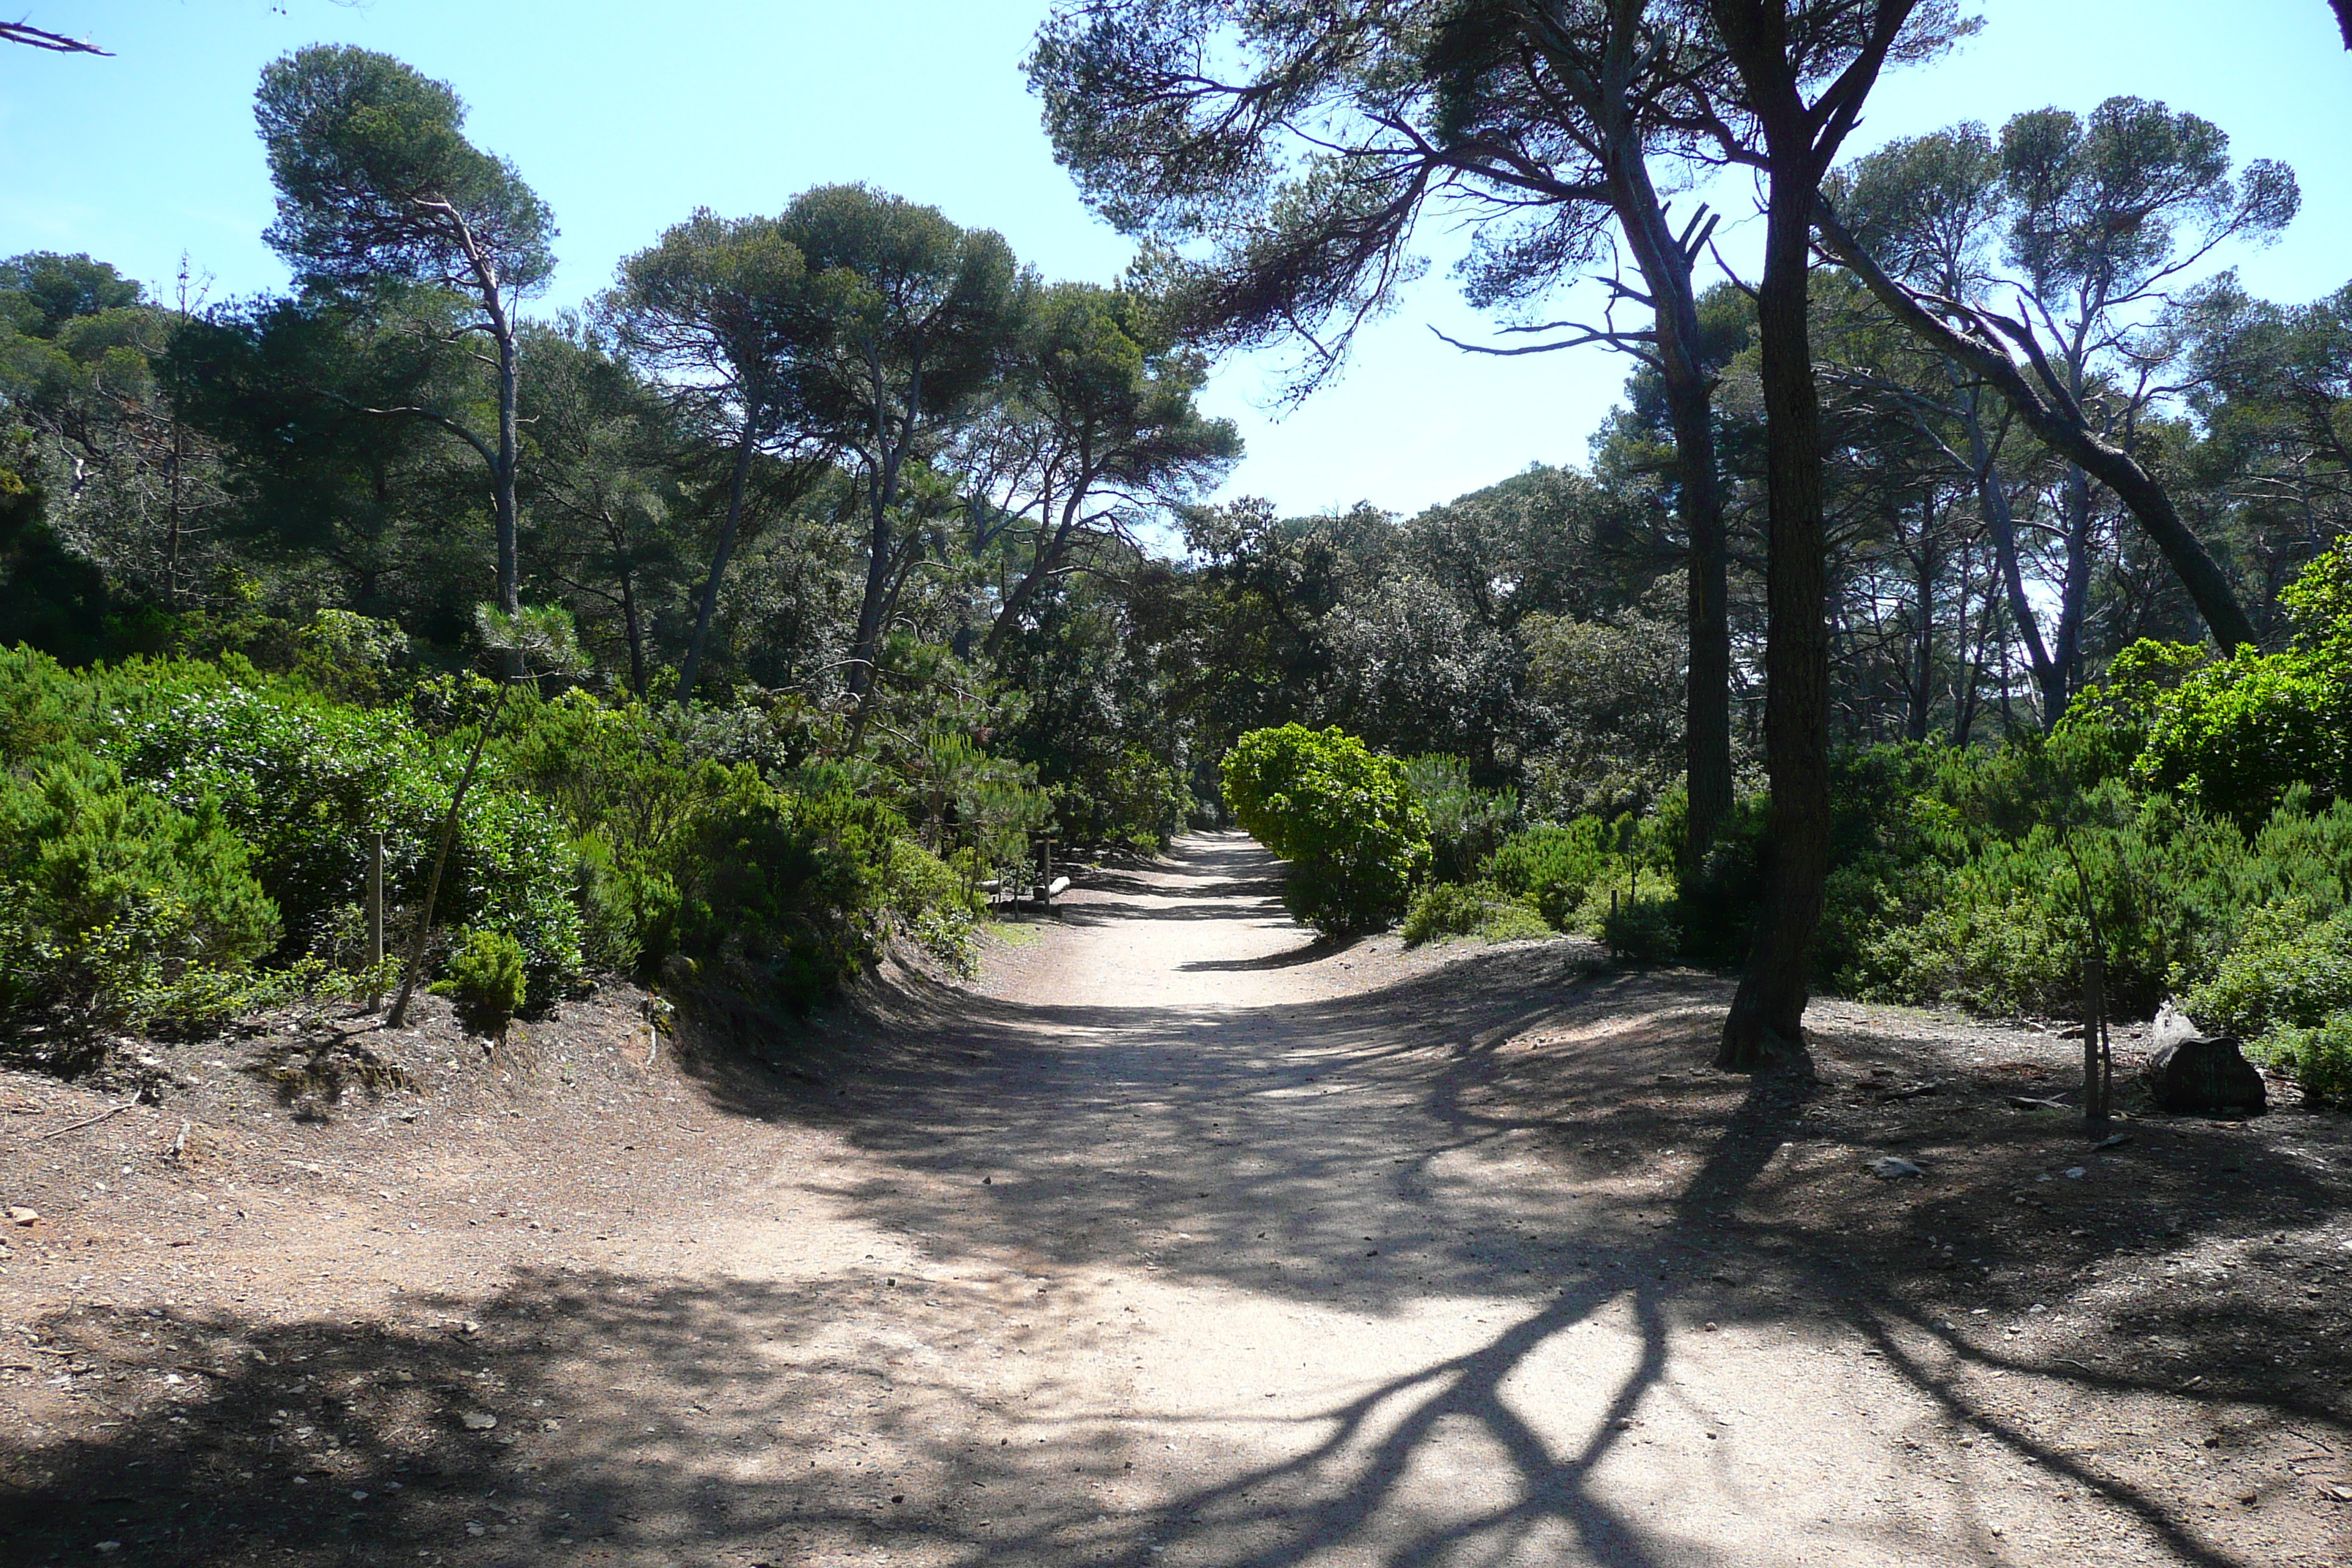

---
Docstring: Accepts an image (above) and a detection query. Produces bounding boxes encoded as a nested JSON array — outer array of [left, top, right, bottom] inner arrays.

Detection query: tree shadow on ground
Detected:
[[11, 837, 2350, 1567]]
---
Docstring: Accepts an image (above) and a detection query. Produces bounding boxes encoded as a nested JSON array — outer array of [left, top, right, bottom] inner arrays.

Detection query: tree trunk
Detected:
[[1907, 533, 1934, 743], [1719, 166, 1832, 1068], [846, 352, 919, 709], [491, 310, 521, 616], [676, 422, 760, 704], [1708, 0, 1896, 1069], [619, 570, 647, 699], [1607, 120, 1733, 882], [1959, 402, 2063, 728]]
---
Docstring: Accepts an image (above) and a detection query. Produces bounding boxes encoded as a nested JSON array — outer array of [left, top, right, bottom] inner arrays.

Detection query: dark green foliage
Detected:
[[1221, 724, 1430, 935], [255, 46, 554, 298], [1596, 891, 1681, 962], [1485, 820, 1615, 930], [0, 757, 279, 1046], [0, 648, 583, 1000], [434, 926, 527, 1030], [1403, 754, 1518, 883], [0, 438, 110, 665]]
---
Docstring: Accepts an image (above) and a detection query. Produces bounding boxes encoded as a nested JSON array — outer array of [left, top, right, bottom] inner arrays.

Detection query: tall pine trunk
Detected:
[[676, 422, 760, 704], [1719, 157, 1833, 1068]]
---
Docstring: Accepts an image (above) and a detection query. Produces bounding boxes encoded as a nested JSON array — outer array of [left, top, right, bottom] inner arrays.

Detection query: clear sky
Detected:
[[2, 1, 2346, 521]]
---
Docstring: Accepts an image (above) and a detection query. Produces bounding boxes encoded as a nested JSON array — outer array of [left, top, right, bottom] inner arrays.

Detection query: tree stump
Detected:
[[2142, 1001, 2266, 1115]]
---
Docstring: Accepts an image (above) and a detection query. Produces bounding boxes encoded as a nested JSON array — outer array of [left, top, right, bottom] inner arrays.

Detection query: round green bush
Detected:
[[1221, 724, 1430, 935]]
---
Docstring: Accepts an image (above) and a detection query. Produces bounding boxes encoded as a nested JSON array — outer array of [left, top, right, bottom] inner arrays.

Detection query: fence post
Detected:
[[2082, 953, 2108, 1130], [366, 829, 385, 1013]]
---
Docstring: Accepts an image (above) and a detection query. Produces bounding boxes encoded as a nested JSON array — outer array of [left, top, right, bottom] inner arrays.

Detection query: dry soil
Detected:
[[3, 831, 2349, 1567]]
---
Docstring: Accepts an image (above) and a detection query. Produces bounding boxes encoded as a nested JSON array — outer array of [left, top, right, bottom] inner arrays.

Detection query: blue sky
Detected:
[[2, 0, 2346, 519]]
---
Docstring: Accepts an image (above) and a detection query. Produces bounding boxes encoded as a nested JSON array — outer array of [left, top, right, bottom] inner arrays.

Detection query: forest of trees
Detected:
[[4, 13, 2352, 1096]]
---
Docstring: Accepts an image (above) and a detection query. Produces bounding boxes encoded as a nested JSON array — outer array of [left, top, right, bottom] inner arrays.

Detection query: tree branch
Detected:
[[1, 19, 108, 53]]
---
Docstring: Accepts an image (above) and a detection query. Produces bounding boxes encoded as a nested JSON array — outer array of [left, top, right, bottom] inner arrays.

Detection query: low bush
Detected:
[[1403, 754, 1519, 883], [0, 758, 279, 1047], [1593, 889, 1681, 962], [1401, 881, 1548, 946], [434, 926, 527, 1031], [1485, 819, 1613, 929], [2185, 902, 2352, 1041], [2248, 1012, 2352, 1104]]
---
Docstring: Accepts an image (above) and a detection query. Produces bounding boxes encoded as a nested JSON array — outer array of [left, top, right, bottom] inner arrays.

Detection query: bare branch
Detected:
[[1, 18, 108, 53]]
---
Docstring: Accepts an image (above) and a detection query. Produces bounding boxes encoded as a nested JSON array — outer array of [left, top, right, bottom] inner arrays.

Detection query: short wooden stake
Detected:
[[366, 830, 385, 1012]]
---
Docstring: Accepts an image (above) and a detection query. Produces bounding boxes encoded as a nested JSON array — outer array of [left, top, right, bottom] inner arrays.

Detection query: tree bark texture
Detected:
[[1711, 0, 1918, 1068], [1719, 150, 1834, 1068]]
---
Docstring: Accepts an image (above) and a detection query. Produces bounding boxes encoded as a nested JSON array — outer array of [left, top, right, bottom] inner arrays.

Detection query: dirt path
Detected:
[[4, 832, 2349, 1566]]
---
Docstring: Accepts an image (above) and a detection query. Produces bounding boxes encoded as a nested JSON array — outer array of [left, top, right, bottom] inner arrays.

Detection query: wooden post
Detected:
[[366, 830, 385, 1012], [2083, 953, 2108, 1130]]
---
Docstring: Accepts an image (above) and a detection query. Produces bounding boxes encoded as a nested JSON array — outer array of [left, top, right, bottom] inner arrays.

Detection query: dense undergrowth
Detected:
[[1381, 546, 2352, 1103], [0, 617, 1148, 1069]]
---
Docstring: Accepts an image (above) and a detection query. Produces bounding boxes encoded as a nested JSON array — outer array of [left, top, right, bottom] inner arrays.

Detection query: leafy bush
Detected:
[[1849, 789, 2244, 1017], [1401, 881, 1548, 946], [1485, 819, 1614, 928], [1221, 723, 1430, 934], [1403, 753, 1519, 883], [2080, 548, 2352, 821], [2248, 1012, 2352, 1104], [0, 758, 279, 1044], [84, 661, 583, 995], [1592, 889, 1681, 962], [2186, 902, 2352, 1040], [433, 926, 527, 1030]]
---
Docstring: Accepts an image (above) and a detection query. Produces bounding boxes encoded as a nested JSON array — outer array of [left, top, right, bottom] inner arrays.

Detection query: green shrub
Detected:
[[1403, 754, 1519, 883], [1593, 889, 1681, 962], [2105, 549, 2352, 821], [84, 662, 582, 995], [2186, 902, 2352, 1040], [2249, 1011, 2352, 1104], [1401, 881, 1547, 945], [1848, 786, 2244, 1017], [0, 758, 280, 1044], [432, 926, 527, 1030], [881, 835, 983, 968], [1486, 819, 1613, 928], [1221, 724, 1430, 935]]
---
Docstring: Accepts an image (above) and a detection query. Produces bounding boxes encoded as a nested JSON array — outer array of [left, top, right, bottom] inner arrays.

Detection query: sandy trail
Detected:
[[5, 831, 2338, 1567], [682, 834, 2190, 1567]]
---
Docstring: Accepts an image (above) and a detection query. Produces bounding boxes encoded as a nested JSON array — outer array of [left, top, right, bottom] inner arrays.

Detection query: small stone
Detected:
[[459, 1410, 497, 1431], [465, 1522, 486, 1538], [2324, 1483, 2352, 1502], [392, 1371, 415, 1383], [2027, 1303, 2048, 1315], [4, 1207, 35, 1226], [94, 1545, 122, 1555], [1866, 1156, 1924, 1179], [2062, 1167, 2086, 1180], [351, 1490, 368, 1501]]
